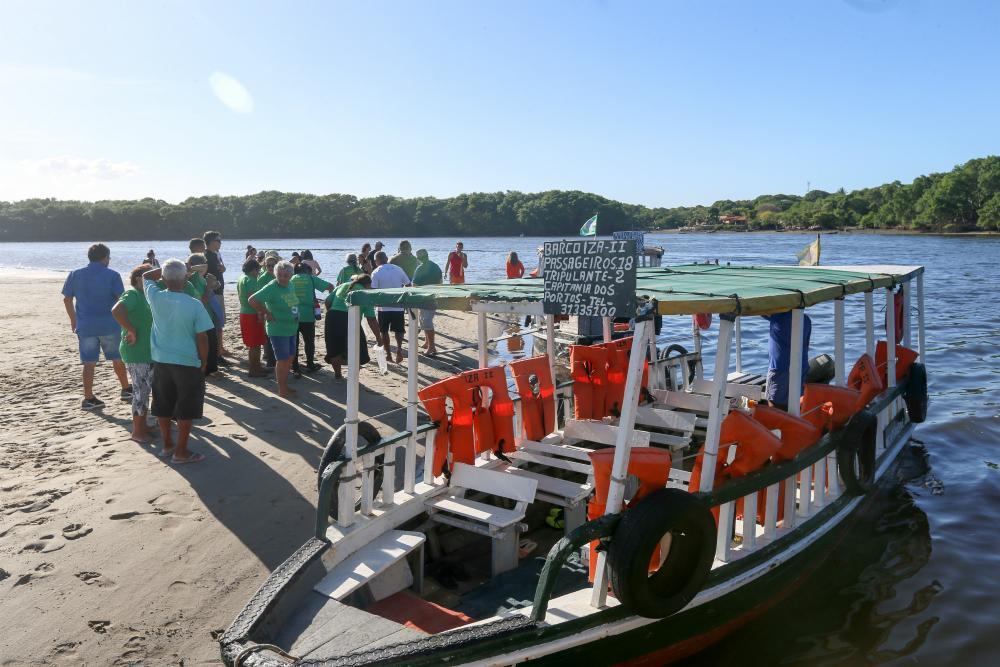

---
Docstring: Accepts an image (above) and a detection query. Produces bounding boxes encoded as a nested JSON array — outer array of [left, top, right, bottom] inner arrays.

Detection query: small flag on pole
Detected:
[[796, 234, 821, 266], [579, 214, 598, 237]]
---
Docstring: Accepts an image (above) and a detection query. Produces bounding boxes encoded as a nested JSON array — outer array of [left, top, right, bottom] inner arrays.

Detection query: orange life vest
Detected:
[[570, 344, 610, 420], [875, 340, 919, 386], [417, 368, 517, 476], [751, 404, 821, 525], [847, 353, 884, 410], [800, 384, 861, 431], [508, 356, 555, 442], [603, 336, 650, 416], [587, 447, 672, 581]]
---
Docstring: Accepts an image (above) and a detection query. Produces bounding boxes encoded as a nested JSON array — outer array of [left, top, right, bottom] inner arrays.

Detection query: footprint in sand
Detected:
[[62, 523, 93, 540], [109, 511, 141, 520], [75, 571, 114, 587], [0, 568, 9, 582], [20, 535, 64, 553], [88, 620, 111, 634]]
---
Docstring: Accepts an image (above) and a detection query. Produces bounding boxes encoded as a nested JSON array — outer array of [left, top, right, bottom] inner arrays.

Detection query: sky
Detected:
[[1, 0, 998, 208]]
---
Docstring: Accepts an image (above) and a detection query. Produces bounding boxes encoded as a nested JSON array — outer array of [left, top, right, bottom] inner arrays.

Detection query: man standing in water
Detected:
[[447, 241, 468, 284], [370, 251, 410, 363], [62, 243, 131, 409], [143, 260, 214, 464]]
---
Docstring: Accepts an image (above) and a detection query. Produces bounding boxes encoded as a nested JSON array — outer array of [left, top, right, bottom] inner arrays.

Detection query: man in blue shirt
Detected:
[[143, 260, 215, 464], [763, 310, 811, 410], [62, 243, 131, 410]]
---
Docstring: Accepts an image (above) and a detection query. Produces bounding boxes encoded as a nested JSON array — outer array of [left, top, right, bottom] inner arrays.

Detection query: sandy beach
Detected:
[[0, 275, 480, 666]]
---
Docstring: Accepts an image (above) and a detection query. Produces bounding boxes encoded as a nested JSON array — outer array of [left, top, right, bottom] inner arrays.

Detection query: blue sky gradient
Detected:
[[1, 0, 998, 206]]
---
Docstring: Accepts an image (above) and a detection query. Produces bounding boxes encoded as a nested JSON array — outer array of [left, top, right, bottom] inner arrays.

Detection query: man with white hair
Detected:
[[143, 260, 215, 464], [250, 260, 301, 398]]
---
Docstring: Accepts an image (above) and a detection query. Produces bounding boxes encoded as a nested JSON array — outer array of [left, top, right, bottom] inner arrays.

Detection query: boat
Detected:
[[220, 262, 928, 666]]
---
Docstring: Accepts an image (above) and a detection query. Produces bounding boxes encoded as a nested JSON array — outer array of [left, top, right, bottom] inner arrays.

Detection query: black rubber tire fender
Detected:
[[904, 362, 928, 424], [607, 488, 717, 619], [317, 422, 384, 516], [835, 409, 877, 496]]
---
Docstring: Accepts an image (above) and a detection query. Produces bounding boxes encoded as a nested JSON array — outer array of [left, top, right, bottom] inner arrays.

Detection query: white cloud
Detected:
[[20, 156, 140, 179], [209, 71, 254, 114]]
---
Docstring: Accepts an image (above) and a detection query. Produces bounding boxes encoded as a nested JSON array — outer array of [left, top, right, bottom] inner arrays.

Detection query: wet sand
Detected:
[[0, 275, 479, 665]]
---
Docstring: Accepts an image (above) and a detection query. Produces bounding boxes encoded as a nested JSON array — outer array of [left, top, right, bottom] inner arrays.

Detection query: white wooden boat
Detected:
[[220, 263, 928, 666]]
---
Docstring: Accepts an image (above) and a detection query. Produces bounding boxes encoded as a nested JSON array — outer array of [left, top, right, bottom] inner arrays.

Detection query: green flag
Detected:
[[579, 214, 598, 237]]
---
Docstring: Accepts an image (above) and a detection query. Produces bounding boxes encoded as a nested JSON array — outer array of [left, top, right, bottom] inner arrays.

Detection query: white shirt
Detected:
[[370, 263, 410, 312]]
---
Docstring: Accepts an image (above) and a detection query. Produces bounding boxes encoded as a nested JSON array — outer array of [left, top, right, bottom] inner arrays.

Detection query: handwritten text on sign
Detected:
[[542, 239, 637, 317]]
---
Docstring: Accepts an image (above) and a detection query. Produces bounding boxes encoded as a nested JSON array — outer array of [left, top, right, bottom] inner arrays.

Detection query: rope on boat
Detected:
[[234, 644, 297, 666]]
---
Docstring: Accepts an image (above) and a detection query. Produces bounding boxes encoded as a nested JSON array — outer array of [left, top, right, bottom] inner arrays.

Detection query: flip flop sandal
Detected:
[[545, 509, 565, 529], [518, 539, 538, 559], [158, 447, 176, 459], [171, 452, 205, 465]]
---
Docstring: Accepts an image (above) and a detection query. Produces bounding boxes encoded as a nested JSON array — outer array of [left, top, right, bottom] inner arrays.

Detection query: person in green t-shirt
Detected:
[[186, 254, 220, 376], [112, 264, 155, 444], [389, 240, 421, 280], [250, 260, 300, 398], [324, 274, 376, 379], [290, 263, 334, 373], [237, 258, 269, 378], [412, 248, 443, 356], [336, 253, 361, 286]]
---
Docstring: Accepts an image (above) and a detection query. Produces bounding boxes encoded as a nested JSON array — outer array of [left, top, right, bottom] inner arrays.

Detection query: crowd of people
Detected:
[[60, 235, 492, 464]]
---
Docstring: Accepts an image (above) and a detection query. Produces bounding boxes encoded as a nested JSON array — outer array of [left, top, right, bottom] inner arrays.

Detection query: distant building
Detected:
[[719, 214, 748, 225]]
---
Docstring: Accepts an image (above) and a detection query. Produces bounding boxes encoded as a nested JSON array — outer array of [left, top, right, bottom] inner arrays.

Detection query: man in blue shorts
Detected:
[[62, 243, 131, 409]]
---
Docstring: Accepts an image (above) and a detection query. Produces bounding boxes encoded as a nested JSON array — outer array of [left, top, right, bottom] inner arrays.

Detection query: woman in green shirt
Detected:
[[112, 264, 155, 444], [336, 253, 361, 286], [250, 261, 300, 398], [324, 274, 377, 379], [290, 263, 334, 374], [237, 258, 268, 378]]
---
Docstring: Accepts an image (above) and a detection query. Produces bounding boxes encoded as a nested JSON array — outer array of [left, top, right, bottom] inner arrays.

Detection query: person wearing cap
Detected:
[[336, 253, 361, 286], [390, 240, 420, 280], [412, 249, 442, 356]]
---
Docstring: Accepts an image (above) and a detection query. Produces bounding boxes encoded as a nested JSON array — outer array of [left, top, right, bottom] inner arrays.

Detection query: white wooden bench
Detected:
[[425, 463, 537, 576], [632, 406, 697, 452], [314, 530, 425, 602], [690, 377, 763, 402]]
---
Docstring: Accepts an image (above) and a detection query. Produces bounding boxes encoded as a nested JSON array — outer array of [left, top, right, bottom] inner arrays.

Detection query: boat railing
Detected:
[[529, 379, 912, 622], [316, 379, 578, 536]]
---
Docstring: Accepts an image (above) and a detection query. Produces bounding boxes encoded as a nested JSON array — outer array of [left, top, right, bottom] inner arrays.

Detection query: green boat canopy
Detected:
[[346, 264, 923, 316]]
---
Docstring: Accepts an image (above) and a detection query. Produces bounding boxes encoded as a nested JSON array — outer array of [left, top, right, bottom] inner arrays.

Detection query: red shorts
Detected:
[[239, 313, 267, 348]]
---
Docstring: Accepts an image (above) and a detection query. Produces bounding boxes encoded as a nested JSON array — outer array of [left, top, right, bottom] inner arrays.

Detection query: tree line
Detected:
[[1, 155, 997, 241]]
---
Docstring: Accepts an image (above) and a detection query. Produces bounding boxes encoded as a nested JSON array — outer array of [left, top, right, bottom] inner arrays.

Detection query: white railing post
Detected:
[[742, 492, 757, 551], [902, 280, 913, 348], [402, 310, 419, 494], [734, 316, 742, 374], [546, 314, 557, 390], [602, 316, 612, 343], [591, 318, 655, 608], [339, 305, 362, 527], [422, 429, 437, 485], [917, 273, 926, 361], [477, 311, 488, 369], [698, 315, 735, 492], [885, 288, 897, 389], [864, 291, 875, 357], [788, 309, 804, 417], [834, 299, 845, 385]]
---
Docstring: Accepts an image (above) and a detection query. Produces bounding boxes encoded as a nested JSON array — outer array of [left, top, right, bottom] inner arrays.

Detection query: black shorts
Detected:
[[377, 311, 406, 335], [151, 362, 206, 421]]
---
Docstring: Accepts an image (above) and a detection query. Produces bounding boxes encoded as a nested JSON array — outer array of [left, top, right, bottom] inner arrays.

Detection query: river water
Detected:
[[3, 232, 998, 665]]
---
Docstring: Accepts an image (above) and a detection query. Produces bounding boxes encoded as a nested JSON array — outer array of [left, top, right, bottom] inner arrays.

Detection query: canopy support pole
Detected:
[[785, 308, 806, 526], [917, 273, 926, 361], [692, 317, 704, 380], [698, 314, 735, 492], [339, 305, 361, 528], [403, 309, 419, 494], [864, 292, 875, 357], [902, 280, 913, 348], [885, 288, 896, 389], [477, 312, 488, 369], [602, 316, 612, 343], [834, 299, 845, 385], [734, 316, 743, 374], [546, 315, 556, 396], [591, 316, 654, 608]]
